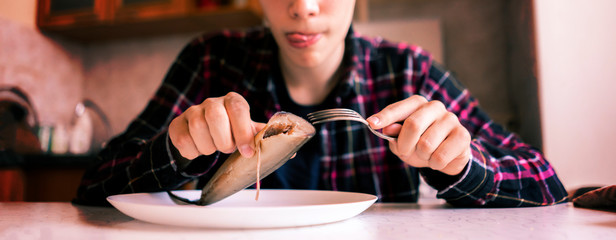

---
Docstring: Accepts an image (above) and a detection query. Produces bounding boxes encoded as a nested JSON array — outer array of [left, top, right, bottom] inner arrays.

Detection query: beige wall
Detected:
[[0, 0, 36, 29], [535, 0, 616, 189], [82, 35, 192, 134], [0, 0, 84, 128]]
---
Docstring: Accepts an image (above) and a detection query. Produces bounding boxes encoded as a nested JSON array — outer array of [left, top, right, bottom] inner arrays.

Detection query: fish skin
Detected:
[[196, 112, 316, 205]]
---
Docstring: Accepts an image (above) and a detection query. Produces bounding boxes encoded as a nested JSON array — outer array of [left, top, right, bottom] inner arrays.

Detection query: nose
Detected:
[[289, 0, 320, 19]]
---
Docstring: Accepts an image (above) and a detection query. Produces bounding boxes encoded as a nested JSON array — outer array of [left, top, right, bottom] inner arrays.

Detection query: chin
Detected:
[[295, 55, 324, 68], [282, 49, 322, 68]]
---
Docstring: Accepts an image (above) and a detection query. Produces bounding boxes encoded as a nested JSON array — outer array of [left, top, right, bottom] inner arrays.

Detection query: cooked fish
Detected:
[[193, 111, 316, 205]]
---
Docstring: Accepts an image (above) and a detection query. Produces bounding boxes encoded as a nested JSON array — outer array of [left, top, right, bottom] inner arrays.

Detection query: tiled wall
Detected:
[[0, 17, 84, 128], [82, 34, 193, 135], [0, 17, 190, 150], [0, 16, 190, 141]]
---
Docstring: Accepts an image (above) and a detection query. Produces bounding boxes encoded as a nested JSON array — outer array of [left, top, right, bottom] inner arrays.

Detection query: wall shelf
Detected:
[[37, 0, 263, 42]]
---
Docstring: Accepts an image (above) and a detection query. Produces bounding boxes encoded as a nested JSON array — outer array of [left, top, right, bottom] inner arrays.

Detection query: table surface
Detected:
[[1, 200, 615, 240]]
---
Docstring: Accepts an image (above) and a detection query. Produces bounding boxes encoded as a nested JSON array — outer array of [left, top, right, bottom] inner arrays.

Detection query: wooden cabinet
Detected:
[[37, 0, 109, 27], [112, 0, 189, 22], [24, 168, 86, 202], [37, 0, 262, 42], [1, 154, 93, 202]]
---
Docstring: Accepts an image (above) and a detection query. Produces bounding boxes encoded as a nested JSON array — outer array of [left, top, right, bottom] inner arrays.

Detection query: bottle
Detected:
[[69, 102, 93, 155]]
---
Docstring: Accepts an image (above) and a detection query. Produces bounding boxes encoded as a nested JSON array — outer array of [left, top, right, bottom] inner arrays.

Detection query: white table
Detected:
[[1, 201, 614, 240]]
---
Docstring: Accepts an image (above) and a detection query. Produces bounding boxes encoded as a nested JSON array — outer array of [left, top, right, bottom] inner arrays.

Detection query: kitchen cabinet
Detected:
[[24, 168, 86, 202], [37, 0, 263, 42], [37, 0, 108, 27], [112, 0, 190, 22], [1, 154, 197, 202], [0, 154, 93, 202]]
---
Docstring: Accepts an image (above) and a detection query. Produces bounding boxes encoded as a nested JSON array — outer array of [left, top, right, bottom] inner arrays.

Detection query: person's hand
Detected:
[[168, 92, 266, 160], [366, 95, 471, 175]]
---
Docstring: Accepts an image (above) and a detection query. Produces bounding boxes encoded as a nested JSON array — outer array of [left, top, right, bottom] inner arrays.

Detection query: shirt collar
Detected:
[[334, 25, 372, 103]]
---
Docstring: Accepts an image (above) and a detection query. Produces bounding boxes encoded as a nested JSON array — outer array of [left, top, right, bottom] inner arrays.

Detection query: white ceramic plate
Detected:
[[107, 189, 377, 229]]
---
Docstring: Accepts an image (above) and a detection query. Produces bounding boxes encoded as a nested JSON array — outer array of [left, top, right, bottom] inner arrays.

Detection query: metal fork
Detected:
[[307, 108, 396, 141]]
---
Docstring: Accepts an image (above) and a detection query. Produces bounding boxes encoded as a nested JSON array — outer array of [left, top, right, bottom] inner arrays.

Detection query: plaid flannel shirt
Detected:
[[75, 26, 568, 207]]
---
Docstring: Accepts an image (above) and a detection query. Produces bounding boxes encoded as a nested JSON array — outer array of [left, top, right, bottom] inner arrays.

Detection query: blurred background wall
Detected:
[[535, 0, 616, 189], [2, 0, 614, 191]]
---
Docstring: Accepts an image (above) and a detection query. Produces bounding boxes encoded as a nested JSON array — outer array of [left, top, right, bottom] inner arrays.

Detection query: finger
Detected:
[[366, 95, 428, 129], [184, 106, 217, 156], [224, 92, 256, 158], [438, 127, 471, 175], [168, 116, 201, 160], [429, 127, 470, 171], [441, 147, 472, 176], [396, 100, 447, 159], [390, 141, 429, 168], [382, 123, 402, 138], [253, 122, 267, 133], [440, 150, 471, 176], [203, 98, 235, 154], [415, 112, 458, 163]]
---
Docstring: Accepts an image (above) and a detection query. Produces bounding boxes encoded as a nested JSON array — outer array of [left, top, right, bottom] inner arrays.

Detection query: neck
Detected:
[[279, 44, 345, 106]]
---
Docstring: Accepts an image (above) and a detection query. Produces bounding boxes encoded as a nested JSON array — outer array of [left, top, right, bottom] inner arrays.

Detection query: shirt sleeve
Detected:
[[74, 37, 221, 206], [418, 63, 569, 207]]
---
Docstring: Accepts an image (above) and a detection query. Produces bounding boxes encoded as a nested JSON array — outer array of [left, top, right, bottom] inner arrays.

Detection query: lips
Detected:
[[286, 32, 322, 48]]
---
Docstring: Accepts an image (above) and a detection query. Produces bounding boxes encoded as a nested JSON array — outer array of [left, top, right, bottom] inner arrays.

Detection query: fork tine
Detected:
[[307, 108, 396, 141], [307, 109, 367, 126], [310, 116, 365, 125], [308, 112, 357, 121], [308, 108, 357, 115], [317, 108, 358, 114], [308, 113, 358, 122], [307, 108, 362, 121]]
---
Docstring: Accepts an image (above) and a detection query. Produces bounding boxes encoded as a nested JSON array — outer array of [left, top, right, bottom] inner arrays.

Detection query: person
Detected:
[[75, 0, 568, 207]]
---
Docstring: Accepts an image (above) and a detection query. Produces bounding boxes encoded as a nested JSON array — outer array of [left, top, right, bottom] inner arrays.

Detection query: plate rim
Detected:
[[106, 189, 378, 228], [107, 189, 378, 210]]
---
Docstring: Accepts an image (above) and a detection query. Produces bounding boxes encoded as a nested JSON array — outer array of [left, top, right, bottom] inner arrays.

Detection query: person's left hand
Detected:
[[366, 95, 471, 176]]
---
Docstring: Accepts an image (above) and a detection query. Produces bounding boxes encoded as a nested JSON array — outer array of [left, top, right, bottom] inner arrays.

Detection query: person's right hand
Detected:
[[168, 92, 266, 160]]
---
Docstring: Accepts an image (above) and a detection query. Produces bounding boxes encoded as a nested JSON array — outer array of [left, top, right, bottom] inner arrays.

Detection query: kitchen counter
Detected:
[[0, 154, 96, 169], [0, 154, 94, 201], [1, 201, 614, 239]]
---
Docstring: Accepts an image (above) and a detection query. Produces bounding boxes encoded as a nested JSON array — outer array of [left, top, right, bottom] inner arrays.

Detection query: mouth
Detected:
[[285, 32, 322, 48]]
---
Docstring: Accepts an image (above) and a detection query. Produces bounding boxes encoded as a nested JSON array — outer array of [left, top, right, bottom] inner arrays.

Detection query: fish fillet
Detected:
[[195, 111, 315, 205]]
